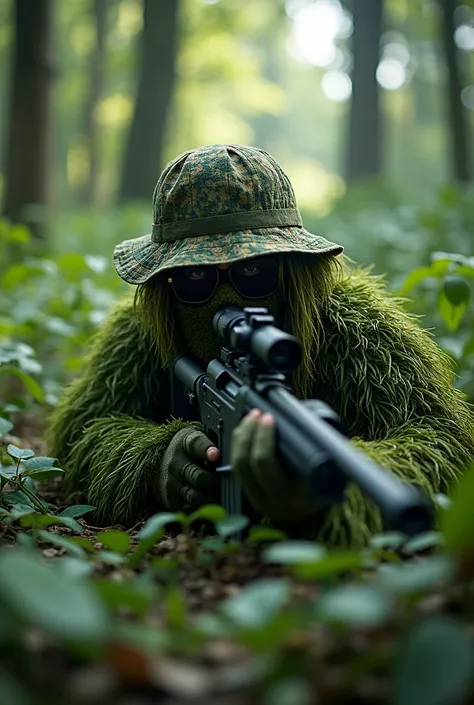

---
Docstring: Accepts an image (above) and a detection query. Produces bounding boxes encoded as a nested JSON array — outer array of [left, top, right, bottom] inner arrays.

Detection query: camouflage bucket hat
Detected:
[[114, 144, 343, 284]]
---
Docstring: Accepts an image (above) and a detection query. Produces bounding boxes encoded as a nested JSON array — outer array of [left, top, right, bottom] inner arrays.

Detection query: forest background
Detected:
[[2, 1, 474, 704], [2, 0, 474, 405]]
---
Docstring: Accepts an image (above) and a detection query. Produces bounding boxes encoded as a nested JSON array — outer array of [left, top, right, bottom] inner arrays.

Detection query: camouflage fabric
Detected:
[[114, 143, 344, 285]]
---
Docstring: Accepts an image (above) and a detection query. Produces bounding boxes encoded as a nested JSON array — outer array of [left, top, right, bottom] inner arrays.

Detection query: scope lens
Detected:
[[269, 340, 299, 370], [251, 329, 302, 372]]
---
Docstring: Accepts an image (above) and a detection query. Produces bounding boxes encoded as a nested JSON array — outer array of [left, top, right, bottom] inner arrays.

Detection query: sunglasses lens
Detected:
[[171, 266, 218, 303], [230, 258, 279, 299]]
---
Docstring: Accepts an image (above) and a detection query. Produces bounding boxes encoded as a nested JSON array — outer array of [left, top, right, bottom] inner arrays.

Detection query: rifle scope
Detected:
[[213, 307, 302, 374]]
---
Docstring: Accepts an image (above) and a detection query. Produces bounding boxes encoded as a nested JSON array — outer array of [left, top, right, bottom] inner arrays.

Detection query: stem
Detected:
[[18, 478, 48, 513]]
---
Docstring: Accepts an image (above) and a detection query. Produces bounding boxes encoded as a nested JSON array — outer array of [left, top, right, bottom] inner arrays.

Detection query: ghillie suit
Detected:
[[46, 145, 474, 547]]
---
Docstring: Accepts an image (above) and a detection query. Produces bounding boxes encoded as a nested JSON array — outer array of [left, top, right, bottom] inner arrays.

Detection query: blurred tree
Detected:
[[345, 0, 383, 181], [439, 0, 471, 182], [2, 0, 55, 238], [0, 0, 13, 180], [77, 0, 109, 205], [119, 0, 180, 203]]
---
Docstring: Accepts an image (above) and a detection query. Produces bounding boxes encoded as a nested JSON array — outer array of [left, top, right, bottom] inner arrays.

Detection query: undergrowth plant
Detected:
[[1, 199, 474, 703]]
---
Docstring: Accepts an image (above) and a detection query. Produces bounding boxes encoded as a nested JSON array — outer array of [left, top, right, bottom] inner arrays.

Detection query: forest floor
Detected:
[[1, 418, 474, 705]]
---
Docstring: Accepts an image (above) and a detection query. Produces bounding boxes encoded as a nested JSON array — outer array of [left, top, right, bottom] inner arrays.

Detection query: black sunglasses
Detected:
[[167, 257, 279, 305]]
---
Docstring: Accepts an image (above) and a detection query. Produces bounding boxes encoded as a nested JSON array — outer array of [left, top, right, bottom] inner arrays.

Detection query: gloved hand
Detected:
[[230, 409, 321, 522], [157, 426, 220, 511]]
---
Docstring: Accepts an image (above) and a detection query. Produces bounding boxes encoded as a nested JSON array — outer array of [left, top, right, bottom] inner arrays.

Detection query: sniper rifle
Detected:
[[170, 306, 433, 536]]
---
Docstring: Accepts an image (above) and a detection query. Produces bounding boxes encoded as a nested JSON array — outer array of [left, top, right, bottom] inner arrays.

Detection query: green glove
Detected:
[[157, 426, 220, 511], [230, 409, 321, 522]]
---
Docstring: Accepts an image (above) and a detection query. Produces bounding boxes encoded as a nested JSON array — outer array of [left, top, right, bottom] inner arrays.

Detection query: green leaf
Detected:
[[150, 556, 179, 582], [6, 445, 35, 461], [127, 536, 164, 569], [58, 504, 95, 519], [201, 537, 226, 552], [0, 368, 44, 403], [8, 223, 31, 245], [8, 505, 37, 520], [94, 579, 155, 615], [164, 586, 187, 628], [0, 465, 18, 480], [20, 513, 63, 529], [369, 532, 406, 550], [57, 516, 84, 534], [264, 678, 312, 705], [392, 616, 474, 705], [3, 491, 35, 508], [20, 513, 84, 534], [0, 549, 109, 640], [293, 551, 363, 580], [0, 417, 13, 439], [67, 537, 96, 553], [246, 526, 288, 544], [192, 612, 232, 638], [442, 463, 474, 554], [402, 531, 442, 555], [316, 585, 391, 627], [37, 530, 86, 558], [26, 467, 65, 481], [128, 517, 170, 569], [97, 530, 130, 554], [138, 512, 181, 540], [56, 253, 89, 280], [187, 504, 227, 524], [377, 556, 454, 594], [216, 514, 249, 538], [114, 622, 170, 651], [442, 275, 471, 306], [222, 578, 291, 628], [23, 456, 57, 471], [58, 557, 94, 580], [437, 291, 467, 332], [399, 266, 435, 295], [99, 551, 125, 565], [455, 264, 474, 277], [462, 334, 474, 360], [16, 532, 34, 549], [263, 541, 327, 565], [430, 251, 464, 265]]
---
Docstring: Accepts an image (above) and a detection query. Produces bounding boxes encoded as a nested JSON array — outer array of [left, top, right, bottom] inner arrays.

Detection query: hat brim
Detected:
[[113, 227, 344, 285]]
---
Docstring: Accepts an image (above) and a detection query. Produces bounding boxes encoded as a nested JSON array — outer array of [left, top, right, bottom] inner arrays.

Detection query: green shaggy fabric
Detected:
[[284, 271, 474, 546], [47, 301, 191, 523], [46, 263, 474, 545]]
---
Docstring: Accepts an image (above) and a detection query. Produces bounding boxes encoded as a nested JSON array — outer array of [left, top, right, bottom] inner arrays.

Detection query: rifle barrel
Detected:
[[267, 386, 433, 535]]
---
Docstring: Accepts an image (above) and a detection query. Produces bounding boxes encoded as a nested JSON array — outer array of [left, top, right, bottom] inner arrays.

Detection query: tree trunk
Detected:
[[439, 0, 470, 182], [345, 0, 383, 181], [2, 0, 55, 238], [119, 0, 180, 203], [77, 0, 108, 205]]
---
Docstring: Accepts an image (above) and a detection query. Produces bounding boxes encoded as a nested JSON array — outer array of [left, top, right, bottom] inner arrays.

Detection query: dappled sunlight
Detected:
[[94, 93, 134, 128], [286, 158, 345, 216], [286, 0, 353, 68]]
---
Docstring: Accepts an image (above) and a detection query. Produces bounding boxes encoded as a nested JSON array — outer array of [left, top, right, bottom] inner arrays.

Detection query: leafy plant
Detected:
[[0, 417, 93, 533]]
